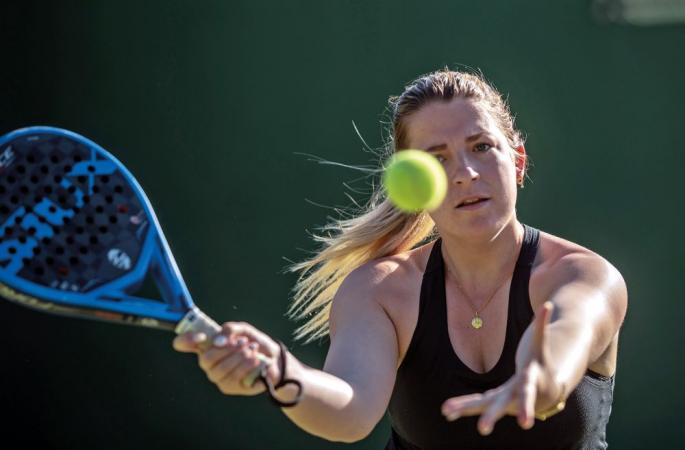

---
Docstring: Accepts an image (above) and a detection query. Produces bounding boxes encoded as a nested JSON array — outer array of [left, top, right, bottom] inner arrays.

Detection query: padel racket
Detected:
[[0, 126, 300, 407]]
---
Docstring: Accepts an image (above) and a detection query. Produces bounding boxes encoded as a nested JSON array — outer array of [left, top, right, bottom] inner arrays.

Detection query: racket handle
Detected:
[[175, 306, 222, 336], [175, 307, 271, 391]]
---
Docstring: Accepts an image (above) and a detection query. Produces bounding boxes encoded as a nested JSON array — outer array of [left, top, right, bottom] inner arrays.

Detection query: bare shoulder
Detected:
[[337, 243, 430, 300], [328, 242, 434, 368], [330, 242, 432, 334], [535, 230, 625, 283], [532, 230, 628, 319]]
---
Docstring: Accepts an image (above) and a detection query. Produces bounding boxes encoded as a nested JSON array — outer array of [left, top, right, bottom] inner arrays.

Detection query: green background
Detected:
[[1, 1, 682, 448]]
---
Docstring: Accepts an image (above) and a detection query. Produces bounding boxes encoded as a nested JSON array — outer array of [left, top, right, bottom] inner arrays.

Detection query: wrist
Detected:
[[263, 342, 304, 407], [534, 377, 567, 421], [274, 351, 305, 402]]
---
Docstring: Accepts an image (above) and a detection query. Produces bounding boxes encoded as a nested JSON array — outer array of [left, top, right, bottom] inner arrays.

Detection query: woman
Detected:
[[174, 69, 627, 449]]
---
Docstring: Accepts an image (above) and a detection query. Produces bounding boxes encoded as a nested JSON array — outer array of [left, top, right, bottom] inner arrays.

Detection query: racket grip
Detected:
[[175, 306, 222, 336], [176, 307, 271, 390]]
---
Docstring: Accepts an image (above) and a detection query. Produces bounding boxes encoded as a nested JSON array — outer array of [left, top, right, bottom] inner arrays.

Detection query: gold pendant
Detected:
[[471, 315, 483, 329]]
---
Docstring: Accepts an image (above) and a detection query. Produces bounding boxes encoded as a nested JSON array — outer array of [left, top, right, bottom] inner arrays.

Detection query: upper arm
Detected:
[[323, 263, 401, 433], [541, 252, 628, 362]]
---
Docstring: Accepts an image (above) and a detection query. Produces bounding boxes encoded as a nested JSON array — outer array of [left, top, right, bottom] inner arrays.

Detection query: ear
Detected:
[[514, 145, 527, 186]]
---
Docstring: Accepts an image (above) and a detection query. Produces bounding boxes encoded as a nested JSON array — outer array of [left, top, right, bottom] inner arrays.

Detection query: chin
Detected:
[[434, 206, 516, 240]]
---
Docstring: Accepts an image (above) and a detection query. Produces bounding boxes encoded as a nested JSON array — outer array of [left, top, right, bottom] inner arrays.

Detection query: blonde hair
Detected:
[[287, 68, 526, 343]]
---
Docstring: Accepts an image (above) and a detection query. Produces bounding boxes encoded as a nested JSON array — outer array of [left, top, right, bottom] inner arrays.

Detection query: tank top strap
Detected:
[[419, 238, 447, 326], [509, 224, 540, 334], [398, 239, 446, 370], [423, 237, 445, 275]]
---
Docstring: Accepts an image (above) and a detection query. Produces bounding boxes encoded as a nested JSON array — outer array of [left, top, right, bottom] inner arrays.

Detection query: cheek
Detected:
[[499, 153, 519, 182], [490, 157, 516, 185], [492, 160, 519, 203]]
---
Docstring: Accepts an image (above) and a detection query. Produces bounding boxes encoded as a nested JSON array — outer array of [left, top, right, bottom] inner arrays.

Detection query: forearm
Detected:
[[519, 317, 594, 407], [546, 318, 595, 388], [272, 353, 372, 443]]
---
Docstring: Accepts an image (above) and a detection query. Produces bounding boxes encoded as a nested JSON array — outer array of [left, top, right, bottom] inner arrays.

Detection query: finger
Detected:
[[442, 393, 483, 415], [222, 322, 267, 343], [222, 322, 279, 358], [206, 345, 253, 384], [442, 392, 494, 421], [532, 302, 554, 351], [213, 345, 263, 386], [518, 375, 538, 430], [172, 334, 195, 352], [228, 354, 264, 387], [241, 342, 271, 387], [478, 391, 512, 436], [172, 332, 208, 353], [198, 336, 248, 371]]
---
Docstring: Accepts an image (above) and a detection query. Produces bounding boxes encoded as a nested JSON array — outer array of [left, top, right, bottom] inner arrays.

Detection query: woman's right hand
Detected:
[[173, 321, 282, 397]]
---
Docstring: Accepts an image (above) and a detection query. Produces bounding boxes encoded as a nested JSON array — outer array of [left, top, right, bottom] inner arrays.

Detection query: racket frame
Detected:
[[0, 127, 214, 334]]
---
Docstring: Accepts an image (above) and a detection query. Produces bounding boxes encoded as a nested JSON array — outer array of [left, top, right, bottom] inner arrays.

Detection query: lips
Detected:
[[456, 197, 490, 208]]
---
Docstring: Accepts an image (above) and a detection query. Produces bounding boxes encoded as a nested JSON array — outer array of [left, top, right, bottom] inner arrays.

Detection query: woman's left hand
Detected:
[[441, 301, 563, 436]]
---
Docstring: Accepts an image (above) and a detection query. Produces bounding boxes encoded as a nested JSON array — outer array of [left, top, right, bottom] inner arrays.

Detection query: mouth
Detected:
[[456, 197, 490, 209]]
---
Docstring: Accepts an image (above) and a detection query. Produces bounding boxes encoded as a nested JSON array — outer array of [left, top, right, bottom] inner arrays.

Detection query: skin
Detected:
[[173, 97, 628, 442]]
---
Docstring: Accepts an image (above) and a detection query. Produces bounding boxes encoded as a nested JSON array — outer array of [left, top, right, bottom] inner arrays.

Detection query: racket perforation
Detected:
[[0, 133, 147, 292]]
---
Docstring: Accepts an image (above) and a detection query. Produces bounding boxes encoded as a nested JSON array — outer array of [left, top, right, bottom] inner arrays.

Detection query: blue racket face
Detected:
[[0, 127, 194, 329]]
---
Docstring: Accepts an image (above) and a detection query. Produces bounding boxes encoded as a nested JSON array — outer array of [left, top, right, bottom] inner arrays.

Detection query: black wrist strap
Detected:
[[258, 340, 303, 408]]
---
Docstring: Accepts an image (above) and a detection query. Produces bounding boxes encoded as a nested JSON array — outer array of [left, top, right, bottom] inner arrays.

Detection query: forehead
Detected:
[[404, 98, 502, 148]]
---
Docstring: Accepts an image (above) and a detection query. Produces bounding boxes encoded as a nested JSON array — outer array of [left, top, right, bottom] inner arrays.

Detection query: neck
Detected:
[[440, 219, 524, 295]]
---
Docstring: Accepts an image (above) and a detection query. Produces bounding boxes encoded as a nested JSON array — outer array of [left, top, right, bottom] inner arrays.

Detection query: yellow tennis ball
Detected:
[[383, 150, 447, 213]]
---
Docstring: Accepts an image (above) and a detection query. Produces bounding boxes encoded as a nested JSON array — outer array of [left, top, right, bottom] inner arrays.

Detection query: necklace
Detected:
[[447, 257, 518, 330]]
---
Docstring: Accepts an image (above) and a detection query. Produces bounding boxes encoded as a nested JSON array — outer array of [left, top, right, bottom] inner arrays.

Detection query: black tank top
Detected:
[[386, 224, 615, 450]]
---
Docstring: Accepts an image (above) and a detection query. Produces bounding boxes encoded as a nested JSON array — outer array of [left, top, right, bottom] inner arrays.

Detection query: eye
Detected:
[[473, 142, 493, 153], [434, 154, 447, 163]]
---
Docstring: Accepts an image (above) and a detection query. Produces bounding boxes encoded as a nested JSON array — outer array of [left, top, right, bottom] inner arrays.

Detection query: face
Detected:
[[403, 98, 522, 239]]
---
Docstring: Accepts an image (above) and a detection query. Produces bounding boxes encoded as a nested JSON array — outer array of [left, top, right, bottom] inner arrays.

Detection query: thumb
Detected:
[[172, 332, 207, 353], [222, 322, 279, 358], [533, 302, 554, 353]]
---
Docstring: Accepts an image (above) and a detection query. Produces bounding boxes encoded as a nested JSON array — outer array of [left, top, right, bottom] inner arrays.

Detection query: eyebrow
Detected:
[[424, 132, 491, 153]]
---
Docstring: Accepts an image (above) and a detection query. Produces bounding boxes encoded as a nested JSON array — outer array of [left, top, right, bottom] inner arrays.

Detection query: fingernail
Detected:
[[213, 335, 228, 347], [248, 342, 258, 350], [480, 424, 492, 435], [192, 333, 207, 344], [446, 413, 460, 421], [236, 337, 247, 346]]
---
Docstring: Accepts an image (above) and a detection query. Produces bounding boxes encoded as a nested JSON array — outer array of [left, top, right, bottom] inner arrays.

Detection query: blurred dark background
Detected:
[[1, 0, 683, 448]]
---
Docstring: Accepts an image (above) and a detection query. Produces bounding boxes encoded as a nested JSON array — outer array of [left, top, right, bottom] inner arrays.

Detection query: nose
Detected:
[[450, 158, 480, 185]]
